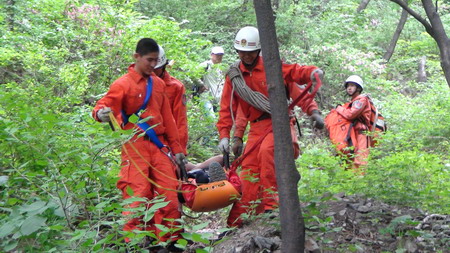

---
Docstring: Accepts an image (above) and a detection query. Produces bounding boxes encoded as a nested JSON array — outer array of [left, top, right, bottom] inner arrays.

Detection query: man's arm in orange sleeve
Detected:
[[282, 63, 318, 87], [216, 76, 236, 139], [173, 84, 188, 153], [161, 93, 183, 155], [92, 81, 126, 125], [288, 82, 319, 116], [233, 105, 248, 139]]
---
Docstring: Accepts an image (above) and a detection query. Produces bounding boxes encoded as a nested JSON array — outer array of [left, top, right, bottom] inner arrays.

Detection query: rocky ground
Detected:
[[185, 193, 449, 253]]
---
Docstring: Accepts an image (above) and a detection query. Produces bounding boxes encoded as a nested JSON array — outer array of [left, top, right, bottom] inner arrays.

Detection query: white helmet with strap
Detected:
[[345, 75, 364, 90], [155, 45, 168, 69], [234, 26, 261, 51]]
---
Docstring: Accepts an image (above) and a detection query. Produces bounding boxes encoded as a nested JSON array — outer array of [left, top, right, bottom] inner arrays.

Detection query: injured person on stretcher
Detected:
[[185, 155, 227, 184]]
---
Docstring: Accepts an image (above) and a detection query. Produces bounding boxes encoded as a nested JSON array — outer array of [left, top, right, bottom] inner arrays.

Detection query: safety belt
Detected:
[[121, 77, 164, 149]]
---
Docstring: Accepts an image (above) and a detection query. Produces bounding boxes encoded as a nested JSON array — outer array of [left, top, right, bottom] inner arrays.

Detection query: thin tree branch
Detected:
[[389, 0, 433, 34]]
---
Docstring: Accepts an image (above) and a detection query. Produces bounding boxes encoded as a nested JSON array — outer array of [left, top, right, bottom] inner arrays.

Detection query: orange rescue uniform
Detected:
[[92, 64, 183, 242], [217, 57, 319, 227], [161, 71, 188, 154], [335, 94, 371, 169]]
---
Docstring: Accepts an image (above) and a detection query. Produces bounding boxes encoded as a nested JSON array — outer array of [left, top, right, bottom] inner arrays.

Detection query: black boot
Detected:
[[208, 162, 227, 182]]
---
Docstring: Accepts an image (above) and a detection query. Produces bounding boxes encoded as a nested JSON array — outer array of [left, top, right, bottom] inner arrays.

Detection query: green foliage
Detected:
[[297, 79, 449, 213], [187, 97, 221, 162], [136, 0, 255, 63], [1, 0, 449, 251]]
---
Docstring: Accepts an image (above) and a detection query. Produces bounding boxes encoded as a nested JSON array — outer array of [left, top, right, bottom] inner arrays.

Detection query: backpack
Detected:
[[356, 95, 387, 146], [325, 109, 357, 154]]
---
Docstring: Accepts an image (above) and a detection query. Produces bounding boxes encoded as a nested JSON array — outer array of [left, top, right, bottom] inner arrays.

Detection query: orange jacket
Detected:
[[335, 95, 371, 131], [161, 71, 188, 154], [92, 64, 183, 154], [232, 105, 248, 139], [217, 57, 319, 139]]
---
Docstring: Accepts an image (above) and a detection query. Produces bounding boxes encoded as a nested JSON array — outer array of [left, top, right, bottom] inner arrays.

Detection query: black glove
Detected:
[[232, 137, 244, 157], [175, 153, 187, 167], [311, 110, 324, 129], [218, 138, 230, 154]]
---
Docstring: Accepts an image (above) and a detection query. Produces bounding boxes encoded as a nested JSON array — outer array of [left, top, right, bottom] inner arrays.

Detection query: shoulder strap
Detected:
[[139, 77, 152, 112], [350, 94, 379, 131], [121, 77, 165, 149], [122, 77, 153, 125], [205, 61, 212, 71]]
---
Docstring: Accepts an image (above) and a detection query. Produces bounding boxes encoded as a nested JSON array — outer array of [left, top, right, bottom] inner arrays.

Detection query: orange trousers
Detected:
[[117, 137, 181, 242], [352, 130, 371, 173], [227, 119, 299, 227]]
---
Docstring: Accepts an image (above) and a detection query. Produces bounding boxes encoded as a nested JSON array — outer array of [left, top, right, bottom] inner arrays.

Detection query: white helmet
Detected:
[[211, 46, 224, 55], [345, 75, 364, 90], [155, 45, 168, 69], [234, 26, 261, 51]]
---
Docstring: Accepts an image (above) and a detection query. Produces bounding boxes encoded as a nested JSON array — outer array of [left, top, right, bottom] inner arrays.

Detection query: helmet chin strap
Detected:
[[242, 50, 261, 69]]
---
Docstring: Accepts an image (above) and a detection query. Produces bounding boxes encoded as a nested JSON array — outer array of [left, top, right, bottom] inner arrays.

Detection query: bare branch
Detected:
[[357, 0, 371, 13], [389, 0, 433, 35]]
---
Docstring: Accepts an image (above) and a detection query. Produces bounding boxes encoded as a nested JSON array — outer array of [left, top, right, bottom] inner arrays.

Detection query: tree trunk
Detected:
[[418, 56, 427, 82], [383, 7, 408, 62], [357, 0, 371, 13], [253, 1, 305, 252], [6, 0, 15, 31], [421, 0, 450, 87], [389, 0, 450, 87]]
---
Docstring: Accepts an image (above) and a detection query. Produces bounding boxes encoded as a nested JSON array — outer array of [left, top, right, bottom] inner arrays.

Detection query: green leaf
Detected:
[[143, 212, 155, 222], [128, 114, 139, 124], [195, 248, 208, 253], [125, 186, 134, 197], [192, 222, 209, 231], [3, 240, 18, 252], [75, 180, 86, 190], [93, 234, 114, 251], [192, 233, 210, 244], [0, 222, 17, 238], [7, 198, 19, 205], [49, 225, 65, 231], [20, 201, 46, 213], [53, 206, 65, 217], [95, 202, 108, 209], [180, 232, 193, 240], [155, 224, 170, 233], [176, 239, 188, 247], [20, 215, 47, 236], [146, 201, 169, 214]]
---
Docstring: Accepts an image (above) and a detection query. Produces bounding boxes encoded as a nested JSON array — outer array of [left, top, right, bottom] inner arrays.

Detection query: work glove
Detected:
[[311, 110, 324, 130], [97, 107, 112, 122], [310, 68, 324, 82], [175, 153, 187, 167], [218, 137, 230, 154], [232, 137, 244, 158]]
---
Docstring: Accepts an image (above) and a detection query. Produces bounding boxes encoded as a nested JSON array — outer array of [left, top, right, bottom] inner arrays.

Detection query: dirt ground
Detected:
[[186, 193, 449, 253]]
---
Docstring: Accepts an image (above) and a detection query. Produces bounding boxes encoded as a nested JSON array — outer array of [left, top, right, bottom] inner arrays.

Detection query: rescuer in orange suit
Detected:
[[335, 75, 371, 173], [231, 83, 323, 158], [92, 38, 186, 251], [217, 26, 325, 228], [154, 45, 188, 154]]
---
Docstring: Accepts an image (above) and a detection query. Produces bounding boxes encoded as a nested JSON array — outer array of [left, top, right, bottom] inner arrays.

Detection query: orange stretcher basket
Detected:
[[178, 153, 242, 212], [190, 179, 240, 212]]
